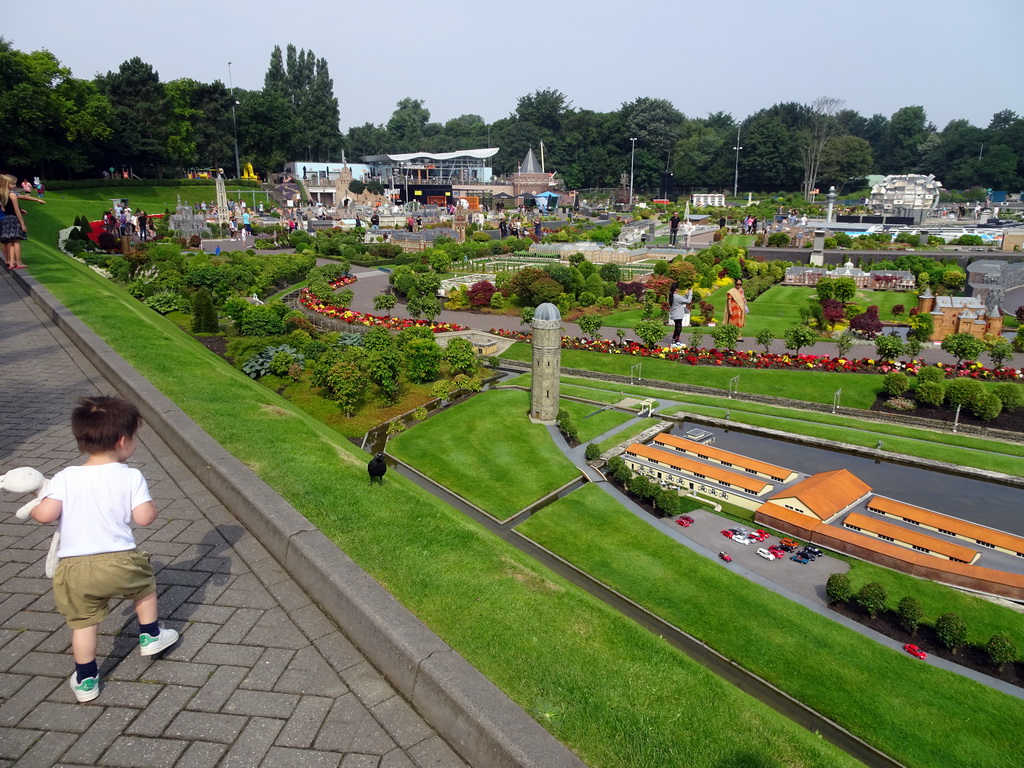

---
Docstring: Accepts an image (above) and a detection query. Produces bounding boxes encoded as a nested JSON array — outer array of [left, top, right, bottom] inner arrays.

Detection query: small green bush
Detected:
[[767, 232, 790, 247], [242, 344, 305, 379], [897, 596, 923, 634], [881, 371, 910, 397], [190, 288, 219, 333], [970, 391, 1003, 421], [855, 582, 888, 618], [145, 290, 188, 315], [826, 573, 852, 604], [240, 304, 288, 337], [935, 612, 968, 652], [915, 381, 946, 407], [584, 443, 601, 461], [994, 382, 1023, 412], [915, 366, 946, 386]]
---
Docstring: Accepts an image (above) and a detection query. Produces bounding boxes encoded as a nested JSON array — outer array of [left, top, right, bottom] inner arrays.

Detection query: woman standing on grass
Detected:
[[1, 173, 45, 269]]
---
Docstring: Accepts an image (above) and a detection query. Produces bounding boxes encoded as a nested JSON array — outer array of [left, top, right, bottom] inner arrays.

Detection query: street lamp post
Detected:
[[628, 137, 637, 208], [228, 62, 241, 181], [732, 125, 742, 199]]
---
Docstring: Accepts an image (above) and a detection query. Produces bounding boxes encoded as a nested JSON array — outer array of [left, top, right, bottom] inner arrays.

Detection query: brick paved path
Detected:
[[0, 270, 467, 767]]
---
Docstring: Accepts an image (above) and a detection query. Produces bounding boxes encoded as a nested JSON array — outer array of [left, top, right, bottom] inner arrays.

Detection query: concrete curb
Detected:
[[12, 270, 584, 768]]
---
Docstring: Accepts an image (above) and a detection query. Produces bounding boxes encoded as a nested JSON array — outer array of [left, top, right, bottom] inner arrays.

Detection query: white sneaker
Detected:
[[69, 673, 100, 703], [139, 626, 180, 656]]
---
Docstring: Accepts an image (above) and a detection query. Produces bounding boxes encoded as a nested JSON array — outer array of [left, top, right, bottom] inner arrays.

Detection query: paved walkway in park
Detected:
[[0, 268, 467, 767]]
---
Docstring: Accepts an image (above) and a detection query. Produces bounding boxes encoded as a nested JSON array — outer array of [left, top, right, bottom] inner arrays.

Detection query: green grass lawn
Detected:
[[388, 390, 580, 519], [721, 234, 756, 248], [518, 484, 1024, 768], [556, 399, 633, 443], [500, 342, 882, 408]]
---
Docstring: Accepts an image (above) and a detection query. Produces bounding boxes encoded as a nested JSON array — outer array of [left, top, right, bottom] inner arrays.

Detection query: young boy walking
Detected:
[[33, 395, 179, 702]]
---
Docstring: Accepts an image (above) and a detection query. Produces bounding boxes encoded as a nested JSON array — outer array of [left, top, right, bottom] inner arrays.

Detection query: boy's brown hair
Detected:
[[71, 395, 143, 454]]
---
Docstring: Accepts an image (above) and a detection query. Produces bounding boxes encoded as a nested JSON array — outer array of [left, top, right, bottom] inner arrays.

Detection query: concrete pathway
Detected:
[[0, 268, 467, 767]]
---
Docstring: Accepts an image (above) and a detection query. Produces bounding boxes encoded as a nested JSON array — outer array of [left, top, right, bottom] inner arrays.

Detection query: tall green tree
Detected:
[[0, 39, 112, 175], [96, 57, 169, 175]]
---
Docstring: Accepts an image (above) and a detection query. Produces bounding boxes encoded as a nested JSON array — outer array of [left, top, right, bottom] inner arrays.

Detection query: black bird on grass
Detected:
[[368, 453, 387, 485]]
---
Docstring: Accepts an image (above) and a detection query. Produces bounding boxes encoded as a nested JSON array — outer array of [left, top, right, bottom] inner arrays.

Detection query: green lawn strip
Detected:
[[556, 400, 633, 444], [596, 418, 662, 453], [501, 343, 881, 407], [22, 213, 861, 768], [721, 234, 756, 247], [518, 485, 1024, 768], [388, 390, 579, 520]]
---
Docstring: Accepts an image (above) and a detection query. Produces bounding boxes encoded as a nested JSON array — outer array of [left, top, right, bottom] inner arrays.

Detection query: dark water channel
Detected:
[[678, 421, 1024, 536]]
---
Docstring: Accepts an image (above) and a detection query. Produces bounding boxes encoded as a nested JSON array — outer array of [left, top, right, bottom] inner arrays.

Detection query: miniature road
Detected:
[[0, 269, 467, 767]]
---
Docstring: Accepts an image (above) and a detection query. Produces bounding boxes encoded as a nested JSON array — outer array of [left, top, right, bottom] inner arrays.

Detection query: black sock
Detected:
[[139, 621, 160, 637], [75, 660, 98, 683]]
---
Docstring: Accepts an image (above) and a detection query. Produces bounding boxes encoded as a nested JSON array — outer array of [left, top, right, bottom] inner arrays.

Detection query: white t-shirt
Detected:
[[45, 463, 151, 557]]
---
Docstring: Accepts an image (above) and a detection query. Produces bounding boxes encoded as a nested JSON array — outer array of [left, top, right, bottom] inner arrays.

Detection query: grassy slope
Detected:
[[518, 485, 1024, 768]]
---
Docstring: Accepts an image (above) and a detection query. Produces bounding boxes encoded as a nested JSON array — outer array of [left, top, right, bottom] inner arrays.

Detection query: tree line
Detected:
[[3, 37, 1022, 195]]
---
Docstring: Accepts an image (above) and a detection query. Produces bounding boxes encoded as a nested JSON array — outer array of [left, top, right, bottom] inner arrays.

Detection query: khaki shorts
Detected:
[[53, 549, 156, 629]]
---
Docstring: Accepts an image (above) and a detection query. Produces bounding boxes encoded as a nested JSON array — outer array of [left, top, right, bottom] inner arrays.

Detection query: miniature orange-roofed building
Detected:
[[653, 433, 797, 483], [767, 469, 871, 522]]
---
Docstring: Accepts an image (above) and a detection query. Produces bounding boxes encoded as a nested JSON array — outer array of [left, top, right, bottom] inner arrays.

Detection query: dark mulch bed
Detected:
[[829, 601, 1024, 689], [195, 334, 229, 358], [869, 396, 1024, 434]]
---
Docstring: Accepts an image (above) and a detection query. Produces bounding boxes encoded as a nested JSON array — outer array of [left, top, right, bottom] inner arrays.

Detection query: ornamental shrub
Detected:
[[915, 366, 946, 386], [145, 290, 188, 315], [881, 371, 910, 397], [242, 345, 305, 379], [710, 324, 740, 350], [945, 377, 984, 408], [897, 596, 923, 634], [826, 573, 852, 604], [986, 632, 1017, 668], [240, 304, 287, 337], [915, 381, 946, 407], [584, 443, 601, 461], [970, 391, 1003, 421], [935, 612, 968, 652], [855, 582, 888, 618], [994, 382, 1024, 412], [190, 288, 219, 333], [767, 232, 790, 247]]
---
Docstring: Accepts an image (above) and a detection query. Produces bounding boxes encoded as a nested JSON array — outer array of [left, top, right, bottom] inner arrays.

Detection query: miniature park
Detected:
[[8, 43, 1024, 765], [15, 167, 1024, 768]]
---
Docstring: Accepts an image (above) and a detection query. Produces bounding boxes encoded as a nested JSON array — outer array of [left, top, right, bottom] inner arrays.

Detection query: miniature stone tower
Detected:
[[530, 302, 562, 424]]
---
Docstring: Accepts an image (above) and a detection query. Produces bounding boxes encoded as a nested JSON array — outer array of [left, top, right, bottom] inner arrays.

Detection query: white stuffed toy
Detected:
[[1, 467, 61, 578]]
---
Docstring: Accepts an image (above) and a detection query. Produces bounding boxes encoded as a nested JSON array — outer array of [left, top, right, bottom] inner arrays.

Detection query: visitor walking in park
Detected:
[[669, 212, 680, 245], [668, 281, 693, 347], [1, 173, 45, 269], [725, 279, 748, 327], [137, 210, 148, 241], [32, 395, 180, 703], [371, 212, 380, 230]]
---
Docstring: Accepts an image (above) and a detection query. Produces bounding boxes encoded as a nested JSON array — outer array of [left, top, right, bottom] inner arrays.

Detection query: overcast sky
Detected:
[[8, 0, 1022, 133]]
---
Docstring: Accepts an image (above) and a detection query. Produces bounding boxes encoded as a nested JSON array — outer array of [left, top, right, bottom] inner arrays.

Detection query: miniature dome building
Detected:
[[530, 303, 562, 424]]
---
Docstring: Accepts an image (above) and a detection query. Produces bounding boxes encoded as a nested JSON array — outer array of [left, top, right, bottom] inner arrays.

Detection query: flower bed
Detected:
[[299, 281, 468, 333], [488, 328, 1023, 380]]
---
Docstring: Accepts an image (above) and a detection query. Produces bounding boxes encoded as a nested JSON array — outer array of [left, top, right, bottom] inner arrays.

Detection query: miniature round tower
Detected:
[[530, 302, 562, 424]]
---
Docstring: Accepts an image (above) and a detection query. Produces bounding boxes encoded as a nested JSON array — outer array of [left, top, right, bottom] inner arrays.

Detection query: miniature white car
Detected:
[[756, 547, 776, 560]]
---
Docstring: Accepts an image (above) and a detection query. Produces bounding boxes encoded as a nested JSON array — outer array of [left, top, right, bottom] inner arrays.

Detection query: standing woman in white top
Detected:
[[1, 173, 45, 269], [669, 281, 693, 347]]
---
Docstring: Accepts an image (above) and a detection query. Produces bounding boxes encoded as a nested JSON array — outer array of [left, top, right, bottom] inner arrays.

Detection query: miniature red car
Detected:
[[903, 644, 927, 659], [768, 545, 786, 558], [749, 530, 769, 542], [719, 552, 732, 562], [721, 529, 734, 538], [676, 515, 694, 527]]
